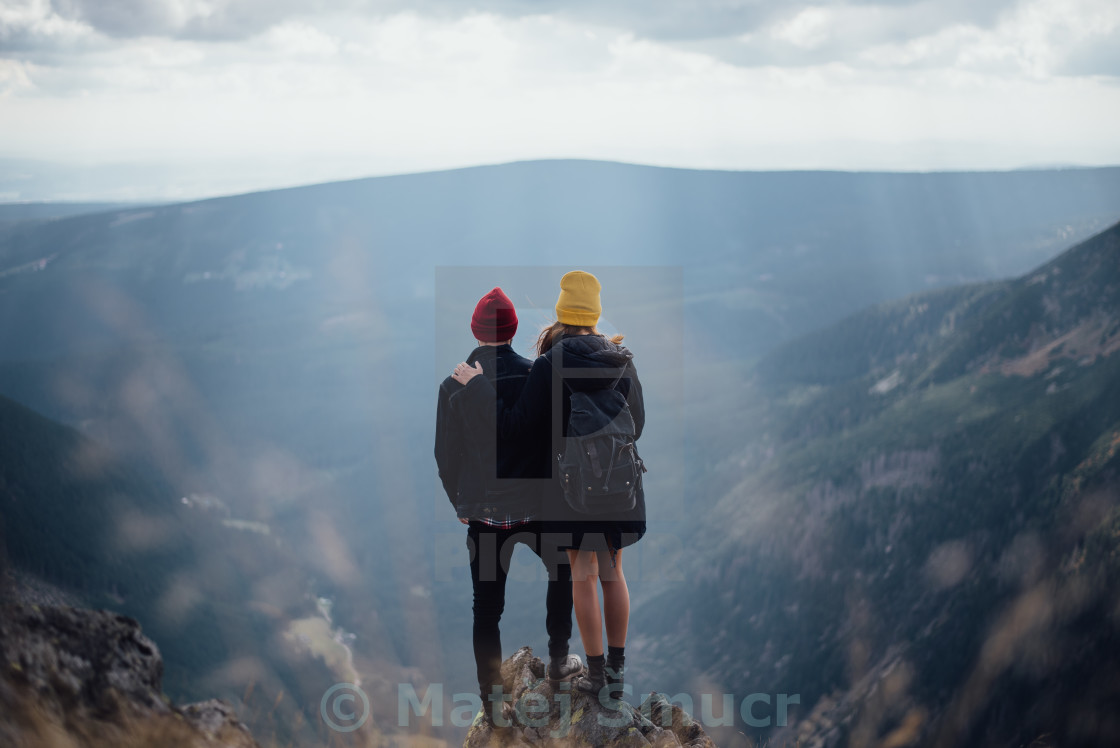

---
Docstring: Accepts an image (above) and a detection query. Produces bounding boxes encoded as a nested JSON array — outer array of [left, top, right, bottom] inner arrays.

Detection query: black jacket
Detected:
[[460, 334, 646, 526], [434, 344, 550, 520]]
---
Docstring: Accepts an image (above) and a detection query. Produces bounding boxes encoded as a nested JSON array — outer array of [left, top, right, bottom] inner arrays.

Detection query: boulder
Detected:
[[464, 647, 718, 748], [0, 602, 260, 748]]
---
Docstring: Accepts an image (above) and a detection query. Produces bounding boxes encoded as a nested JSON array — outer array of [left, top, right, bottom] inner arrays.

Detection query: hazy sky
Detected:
[[2, 0, 1120, 199]]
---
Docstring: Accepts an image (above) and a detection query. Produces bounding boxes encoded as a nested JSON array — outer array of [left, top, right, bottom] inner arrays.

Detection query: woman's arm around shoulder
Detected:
[[450, 355, 553, 440]]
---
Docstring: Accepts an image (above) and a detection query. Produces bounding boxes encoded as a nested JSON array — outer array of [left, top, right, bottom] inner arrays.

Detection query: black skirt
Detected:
[[538, 477, 646, 552], [542, 493, 646, 551], [550, 519, 646, 552]]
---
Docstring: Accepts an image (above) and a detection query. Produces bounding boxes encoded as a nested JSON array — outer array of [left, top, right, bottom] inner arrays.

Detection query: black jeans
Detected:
[[467, 521, 573, 701]]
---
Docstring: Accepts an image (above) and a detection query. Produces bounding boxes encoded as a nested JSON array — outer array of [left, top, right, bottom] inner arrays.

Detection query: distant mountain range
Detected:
[[0, 202, 139, 248], [4, 161, 1120, 361], [1, 160, 1119, 745]]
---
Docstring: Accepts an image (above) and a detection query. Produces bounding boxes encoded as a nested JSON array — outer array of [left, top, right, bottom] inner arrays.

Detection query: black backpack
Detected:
[[557, 368, 645, 515]]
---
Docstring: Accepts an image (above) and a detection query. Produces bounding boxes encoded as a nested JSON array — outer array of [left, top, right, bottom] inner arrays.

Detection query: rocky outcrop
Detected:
[[180, 698, 260, 745], [464, 647, 717, 748], [0, 603, 259, 748]]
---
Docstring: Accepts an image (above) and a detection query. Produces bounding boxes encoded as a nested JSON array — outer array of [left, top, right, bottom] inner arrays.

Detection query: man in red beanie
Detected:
[[434, 287, 582, 725]]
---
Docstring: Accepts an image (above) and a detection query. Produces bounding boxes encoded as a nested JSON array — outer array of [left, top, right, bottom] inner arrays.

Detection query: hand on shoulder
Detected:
[[452, 361, 484, 385]]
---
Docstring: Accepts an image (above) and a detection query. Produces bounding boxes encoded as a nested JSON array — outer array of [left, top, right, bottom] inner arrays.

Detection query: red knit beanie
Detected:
[[471, 287, 518, 343]]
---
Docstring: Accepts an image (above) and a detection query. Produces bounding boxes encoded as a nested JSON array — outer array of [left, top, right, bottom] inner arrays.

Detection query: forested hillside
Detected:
[[638, 222, 1120, 747]]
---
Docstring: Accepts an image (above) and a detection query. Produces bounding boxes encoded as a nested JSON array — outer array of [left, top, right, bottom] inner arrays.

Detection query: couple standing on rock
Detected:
[[435, 270, 647, 724]]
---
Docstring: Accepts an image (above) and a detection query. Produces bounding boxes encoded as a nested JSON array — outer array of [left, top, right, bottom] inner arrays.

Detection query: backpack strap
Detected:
[[609, 363, 628, 391], [587, 440, 604, 478]]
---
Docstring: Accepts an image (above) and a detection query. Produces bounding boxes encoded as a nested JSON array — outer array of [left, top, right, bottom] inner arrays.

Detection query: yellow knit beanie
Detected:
[[555, 270, 602, 326]]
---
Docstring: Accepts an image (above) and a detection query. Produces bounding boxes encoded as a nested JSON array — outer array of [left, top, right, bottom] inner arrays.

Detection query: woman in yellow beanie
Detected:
[[453, 269, 645, 701]]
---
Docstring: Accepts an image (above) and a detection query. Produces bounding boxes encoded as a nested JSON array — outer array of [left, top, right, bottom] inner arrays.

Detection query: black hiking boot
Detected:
[[605, 647, 625, 698], [605, 663, 625, 698], [574, 655, 607, 702], [549, 653, 584, 687]]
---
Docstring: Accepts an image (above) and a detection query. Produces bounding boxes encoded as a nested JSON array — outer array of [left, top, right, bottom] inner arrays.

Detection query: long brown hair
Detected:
[[536, 321, 624, 357]]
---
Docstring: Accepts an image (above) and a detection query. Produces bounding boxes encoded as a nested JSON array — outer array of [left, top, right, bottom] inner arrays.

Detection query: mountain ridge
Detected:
[[637, 220, 1120, 747]]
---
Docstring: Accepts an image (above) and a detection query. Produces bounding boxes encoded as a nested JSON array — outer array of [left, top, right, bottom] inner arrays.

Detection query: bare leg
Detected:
[[567, 549, 603, 657], [598, 549, 630, 648]]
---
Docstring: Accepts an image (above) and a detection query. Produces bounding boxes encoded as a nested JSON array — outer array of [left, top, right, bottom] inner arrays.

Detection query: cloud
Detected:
[[667, 0, 1120, 79], [5, 0, 1024, 46], [7, 0, 772, 43], [48, 0, 303, 39], [1060, 32, 1120, 77], [771, 7, 833, 49], [1042, 0, 1120, 77], [0, 58, 34, 95], [5, 0, 1112, 82], [0, 0, 1118, 187], [0, 0, 97, 54]]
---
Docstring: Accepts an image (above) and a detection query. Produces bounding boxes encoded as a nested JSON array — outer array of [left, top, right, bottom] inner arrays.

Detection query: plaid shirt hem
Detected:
[[473, 513, 537, 529]]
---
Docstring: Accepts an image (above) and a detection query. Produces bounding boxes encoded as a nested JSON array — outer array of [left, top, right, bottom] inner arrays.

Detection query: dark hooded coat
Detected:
[[434, 343, 550, 520], [460, 333, 646, 549]]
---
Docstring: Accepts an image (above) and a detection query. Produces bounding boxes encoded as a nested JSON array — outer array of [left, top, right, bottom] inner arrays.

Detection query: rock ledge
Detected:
[[464, 646, 717, 748], [0, 603, 259, 748]]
